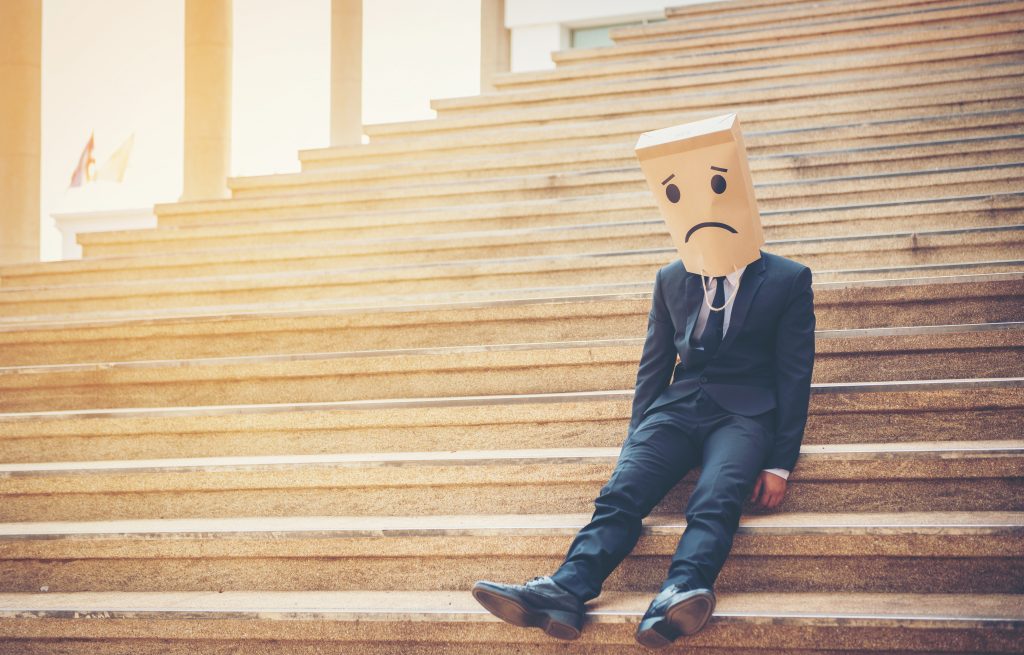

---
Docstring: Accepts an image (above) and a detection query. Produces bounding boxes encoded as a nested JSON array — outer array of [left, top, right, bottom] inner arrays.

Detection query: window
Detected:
[[570, 18, 667, 49]]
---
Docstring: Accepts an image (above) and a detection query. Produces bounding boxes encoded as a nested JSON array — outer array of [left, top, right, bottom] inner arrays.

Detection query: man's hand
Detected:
[[750, 470, 787, 509]]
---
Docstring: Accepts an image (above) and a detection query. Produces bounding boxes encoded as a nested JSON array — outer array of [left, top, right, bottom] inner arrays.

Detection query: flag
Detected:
[[69, 131, 95, 188], [96, 132, 134, 183]]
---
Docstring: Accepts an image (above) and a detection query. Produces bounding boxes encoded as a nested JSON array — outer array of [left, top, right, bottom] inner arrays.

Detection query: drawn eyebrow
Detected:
[[710, 166, 728, 172], [661, 173, 676, 185]]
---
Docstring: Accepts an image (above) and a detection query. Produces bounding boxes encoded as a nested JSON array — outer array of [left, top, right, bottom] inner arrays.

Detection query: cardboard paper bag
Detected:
[[634, 113, 764, 277]]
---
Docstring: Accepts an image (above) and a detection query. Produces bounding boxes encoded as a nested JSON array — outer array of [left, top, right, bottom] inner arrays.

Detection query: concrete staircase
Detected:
[[0, 0, 1022, 651]]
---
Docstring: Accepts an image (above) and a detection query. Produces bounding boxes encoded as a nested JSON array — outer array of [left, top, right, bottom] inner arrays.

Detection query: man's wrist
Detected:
[[762, 468, 789, 480]]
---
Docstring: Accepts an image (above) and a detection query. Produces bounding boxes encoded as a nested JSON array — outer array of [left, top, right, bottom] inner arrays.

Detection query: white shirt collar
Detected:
[[726, 264, 746, 285], [695, 262, 748, 285]]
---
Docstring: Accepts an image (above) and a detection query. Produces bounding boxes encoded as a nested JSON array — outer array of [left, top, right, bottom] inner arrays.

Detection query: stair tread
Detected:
[[0, 376, 1019, 422], [2, 510, 1020, 538], [4, 230, 1024, 294], [0, 590, 1020, 625], [497, 15, 1018, 86], [301, 102, 1024, 160], [1, 438, 1018, 475], [434, 35, 1024, 109], [362, 61, 1024, 136], [0, 269, 1019, 332], [81, 189, 1024, 246], [5, 217, 1022, 281], [0, 321, 1015, 377]]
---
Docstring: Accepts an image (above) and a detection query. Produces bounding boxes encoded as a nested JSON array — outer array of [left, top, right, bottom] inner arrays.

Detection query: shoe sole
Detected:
[[634, 590, 716, 650], [471, 584, 582, 641], [666, 590, 716, 635]]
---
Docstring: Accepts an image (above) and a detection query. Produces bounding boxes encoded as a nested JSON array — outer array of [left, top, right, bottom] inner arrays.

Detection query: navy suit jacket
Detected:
[[627, 250, 816, 472]]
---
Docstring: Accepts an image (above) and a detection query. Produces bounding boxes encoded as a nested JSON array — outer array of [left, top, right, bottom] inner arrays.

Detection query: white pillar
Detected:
[[181, 0, 232, 201], [0, 0, 42, 264], [331, 0, 363, 146], [480, 0, 510, 92]]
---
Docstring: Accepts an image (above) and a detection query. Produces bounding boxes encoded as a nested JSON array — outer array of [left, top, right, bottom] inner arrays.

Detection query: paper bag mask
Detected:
[[634, 113, 764, 277]]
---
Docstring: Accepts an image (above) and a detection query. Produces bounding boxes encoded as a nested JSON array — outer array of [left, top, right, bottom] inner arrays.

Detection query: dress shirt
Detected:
[[692, 264, 789, 482]]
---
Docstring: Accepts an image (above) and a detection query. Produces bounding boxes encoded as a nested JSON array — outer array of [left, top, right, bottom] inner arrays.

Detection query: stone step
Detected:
[[232, 130, 1024, 204], [153, 151, 1024, 227], [495, 9, 1017, 90], [0, 439, 1019, 521], [0, 377, 1018, 464], [434, 34, 1024, 116], [0, 322, 1019, 413], [4, 223, 1024, 317], [300, 93, 1023, 168], [612, 0, 1000, 45], [7, 194, 1022, 288], [1, 511, 1018, 594], [664, 0, 826, 21], [2, 239, 1021, 323], [554, 0, 1022, 67], [0, 590, 1018, 654], [75, 187, 1024, 260], [156, 162, 1024, 228], [235, 117, 1024, 198], [1, 270, 1019, 368], [365, 58, 1023, 140]]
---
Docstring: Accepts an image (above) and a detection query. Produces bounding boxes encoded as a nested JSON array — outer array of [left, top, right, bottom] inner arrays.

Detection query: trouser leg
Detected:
[[550, 407, 700, 602], [663, 410, 774, 591]]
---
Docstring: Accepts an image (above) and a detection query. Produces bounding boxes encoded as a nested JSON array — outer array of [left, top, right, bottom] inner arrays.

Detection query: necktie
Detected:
[[698, 275, 727, 357]]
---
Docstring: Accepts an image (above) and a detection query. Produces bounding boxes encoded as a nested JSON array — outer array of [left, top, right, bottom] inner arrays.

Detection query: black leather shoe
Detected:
[[634, 584, 716, 649], [471, 576, 584, 640]]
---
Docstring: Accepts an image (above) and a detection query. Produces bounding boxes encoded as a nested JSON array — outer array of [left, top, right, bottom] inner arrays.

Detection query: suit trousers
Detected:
[[549, 387, 776, 603]]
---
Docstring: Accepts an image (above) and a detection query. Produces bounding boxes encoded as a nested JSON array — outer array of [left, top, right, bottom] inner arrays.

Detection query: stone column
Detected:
[[331, 0, 362, 146], [181, 0, 232, 201], [0, 0, 42, 265], [480, 0, 510, 92]]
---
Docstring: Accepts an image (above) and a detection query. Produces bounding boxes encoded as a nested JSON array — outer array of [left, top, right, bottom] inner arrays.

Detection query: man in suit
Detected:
[[472, 114, 815, 649]]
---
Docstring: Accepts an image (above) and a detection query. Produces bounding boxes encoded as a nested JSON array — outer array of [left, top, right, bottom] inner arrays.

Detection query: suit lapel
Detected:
[[682, 251, 767, 355], [717, 252, 766, 354], [682, 272, 704, 346]]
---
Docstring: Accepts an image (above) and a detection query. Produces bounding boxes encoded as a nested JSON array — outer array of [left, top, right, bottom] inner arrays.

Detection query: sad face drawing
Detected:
[[635, 113, 765, 277]]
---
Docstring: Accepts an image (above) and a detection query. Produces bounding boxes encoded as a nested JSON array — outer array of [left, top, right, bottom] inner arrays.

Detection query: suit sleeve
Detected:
[[627, 267, 679, 437], [765, 265, 815, 472]]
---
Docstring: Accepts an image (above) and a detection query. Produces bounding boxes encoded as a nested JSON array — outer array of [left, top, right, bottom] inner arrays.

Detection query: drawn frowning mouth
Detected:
[[685, 221, 738, 242]]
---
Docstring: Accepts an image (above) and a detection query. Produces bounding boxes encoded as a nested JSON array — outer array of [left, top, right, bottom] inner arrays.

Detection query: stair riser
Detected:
[[0, 275, 1018, 364], [1, 541, 1017, 594], [18, 214, 1024, 287], [436, 42, 1024, 116], [0, 620, 1019, 654], [0, 331, 1018, 412], [556, 0, 1024, 67], [3, 247, 1023, 318], [498, 19, 1020, 90], [613, 0, 990, 44], [36, 225, 1024, 288], [366, 63, 1023, 139], [1, 465, 1019, 521], [610, 0, 954, 43], [301, 104, 1024, 169], [232, 135, 1024, 199], [79, 193, 1024, 259], [233, 140, 1022, 213], [2, 389, 1021, 463], [662, 0, 817, 20], [155, 164, 1024, 227]]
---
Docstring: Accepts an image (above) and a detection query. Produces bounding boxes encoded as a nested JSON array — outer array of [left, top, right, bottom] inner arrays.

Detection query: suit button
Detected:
[[699, 376, 708, 383]]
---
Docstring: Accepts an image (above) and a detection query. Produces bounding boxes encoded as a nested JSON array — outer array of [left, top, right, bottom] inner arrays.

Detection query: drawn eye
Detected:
[[665, 183, 681, 203], [711, 174, 726, 194]]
